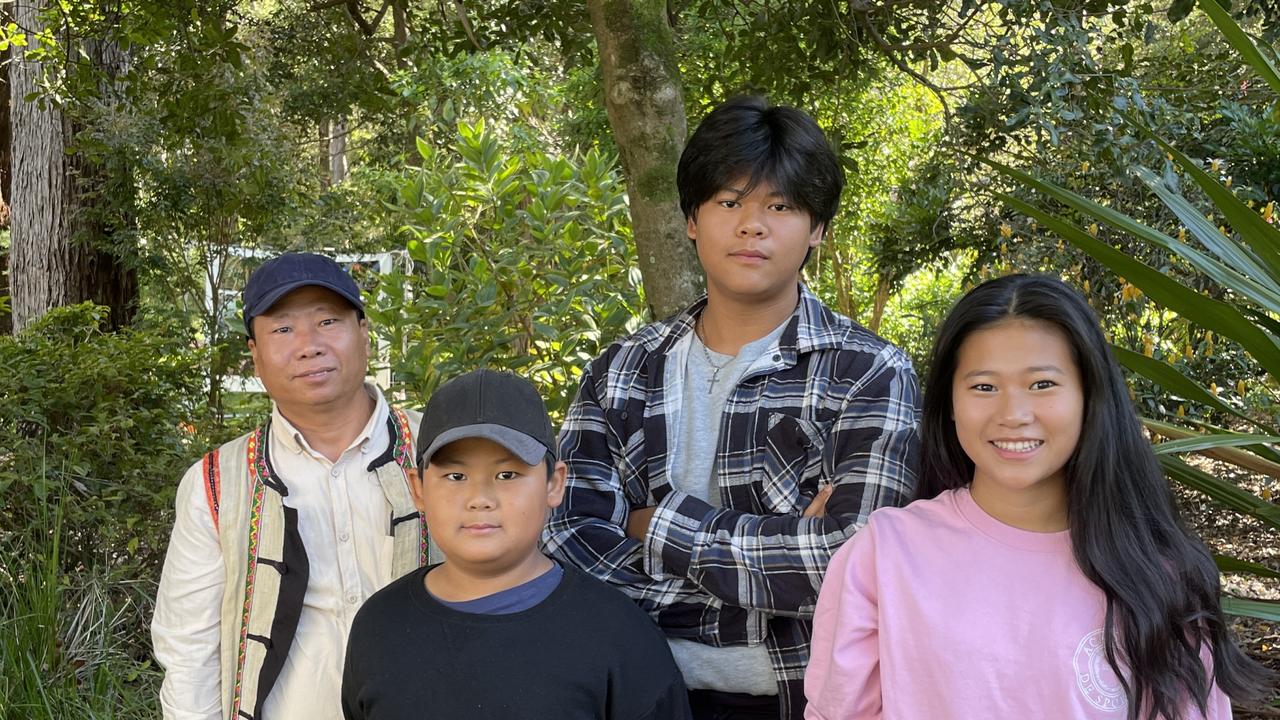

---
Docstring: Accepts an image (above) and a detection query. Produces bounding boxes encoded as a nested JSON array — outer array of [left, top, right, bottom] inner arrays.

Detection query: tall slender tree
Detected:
[[587, 0, 702, 318], [7, 0, 136, 333]]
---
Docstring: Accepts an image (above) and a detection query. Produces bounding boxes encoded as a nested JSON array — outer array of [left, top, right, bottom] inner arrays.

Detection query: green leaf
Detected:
[[1114, 345, 1272, 433], [1153, 433, 1280, 455], [1147, 416, 1280, 465], [1132, 127, 1280, 279], [1220, 596, 1280, 622], [1215, 555, 1280, 581], [1159, 455, 1280, 528], [1168, 0, 1195, 22], [991, 187, 1280, 378], [1123, 171, 1280, 314], [1197, 0, 1280, 94]]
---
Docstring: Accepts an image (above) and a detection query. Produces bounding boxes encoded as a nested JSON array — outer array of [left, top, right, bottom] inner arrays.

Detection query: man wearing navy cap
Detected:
[[152, 253, 430, 720]]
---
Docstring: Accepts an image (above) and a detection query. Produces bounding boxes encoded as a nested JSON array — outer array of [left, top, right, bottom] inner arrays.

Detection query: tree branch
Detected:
[[453, 0, 484, 50], [344, 0, 392, 37]]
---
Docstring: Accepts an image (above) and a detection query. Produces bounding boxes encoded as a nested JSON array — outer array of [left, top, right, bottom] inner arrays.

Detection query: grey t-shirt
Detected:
[[664, 317, 789, 696]]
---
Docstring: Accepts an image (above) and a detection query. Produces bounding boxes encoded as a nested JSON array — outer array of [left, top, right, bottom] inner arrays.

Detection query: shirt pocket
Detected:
[[757, 412, 831, 514], [604, 406, 656, 507]]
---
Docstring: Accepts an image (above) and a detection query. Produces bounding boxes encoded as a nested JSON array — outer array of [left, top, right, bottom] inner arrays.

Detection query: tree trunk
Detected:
[[828, 243, 855, 319], [330, 117, 349, 184], [319, 119, 332, 188], [1, 39, 11, 225], [8, 2, 136, 333], [868, 274, 893, 335], [587, 0, 701, 319], [1, 29, 11, 335], [392, 1, 419, 164]]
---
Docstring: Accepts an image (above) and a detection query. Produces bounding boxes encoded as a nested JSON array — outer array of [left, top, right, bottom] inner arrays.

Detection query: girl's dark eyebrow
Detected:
[[961, 365, 1065, 380]]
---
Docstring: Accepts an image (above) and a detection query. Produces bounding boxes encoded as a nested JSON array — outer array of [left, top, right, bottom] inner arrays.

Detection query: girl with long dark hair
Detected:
[[804, 274, 1271, 719]]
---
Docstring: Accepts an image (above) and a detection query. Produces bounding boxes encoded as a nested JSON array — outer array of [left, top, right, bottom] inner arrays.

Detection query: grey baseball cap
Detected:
[[416, 369, 556, 467]]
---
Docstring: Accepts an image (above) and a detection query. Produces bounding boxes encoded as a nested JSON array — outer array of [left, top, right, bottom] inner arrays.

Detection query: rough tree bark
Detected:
[[318, 118, 349, 188], [587, 0, 702, 319], [319, 119, 332, 188], [8, 0, 136, 333], [1, 40, 10, 219], [1, 36, 11, 335], [330, 117, 349, 184]]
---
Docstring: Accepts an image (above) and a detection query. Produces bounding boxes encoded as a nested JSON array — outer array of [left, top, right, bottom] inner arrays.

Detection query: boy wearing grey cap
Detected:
[[340, 369, 691, 720], [153, 253, 429, 720]]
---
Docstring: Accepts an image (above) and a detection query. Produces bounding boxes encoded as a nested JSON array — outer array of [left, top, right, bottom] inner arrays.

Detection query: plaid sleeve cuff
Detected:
[[643, 489, 718, 581]]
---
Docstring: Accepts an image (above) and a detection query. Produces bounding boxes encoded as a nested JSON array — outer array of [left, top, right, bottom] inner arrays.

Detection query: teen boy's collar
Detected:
[[415, 369, 556, 468], [650, 284, 852, 362]]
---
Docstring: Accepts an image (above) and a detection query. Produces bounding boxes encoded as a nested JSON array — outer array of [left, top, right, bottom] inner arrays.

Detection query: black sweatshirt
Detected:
[[341, 564, 692, 720]]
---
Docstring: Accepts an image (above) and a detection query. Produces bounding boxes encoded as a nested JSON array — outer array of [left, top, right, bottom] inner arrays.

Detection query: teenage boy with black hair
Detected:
[[545, 96, 920, 720], [341, 369, 691, 720]]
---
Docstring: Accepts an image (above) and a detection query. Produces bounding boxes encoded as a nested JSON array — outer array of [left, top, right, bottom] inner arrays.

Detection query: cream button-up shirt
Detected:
[[152, 385, 402, 719]]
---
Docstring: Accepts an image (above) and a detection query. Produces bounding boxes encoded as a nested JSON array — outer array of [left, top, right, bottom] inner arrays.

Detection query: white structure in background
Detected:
[[209, 248, 406, 394]]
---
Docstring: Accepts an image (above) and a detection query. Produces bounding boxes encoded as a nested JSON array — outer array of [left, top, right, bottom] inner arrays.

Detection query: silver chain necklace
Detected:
[[695, 314, 733, 394]]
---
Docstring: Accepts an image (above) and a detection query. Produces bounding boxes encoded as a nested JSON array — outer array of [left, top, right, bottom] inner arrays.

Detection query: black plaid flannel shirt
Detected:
[[544, 286, 920, 719]]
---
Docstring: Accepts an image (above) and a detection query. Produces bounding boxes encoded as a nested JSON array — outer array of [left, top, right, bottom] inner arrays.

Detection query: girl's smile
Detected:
[[951, 318, 1084, 532]]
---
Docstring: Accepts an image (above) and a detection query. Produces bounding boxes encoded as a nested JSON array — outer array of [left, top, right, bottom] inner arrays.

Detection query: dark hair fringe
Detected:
[[916, 273, 1273, 720], [676, 95, 844, 234]]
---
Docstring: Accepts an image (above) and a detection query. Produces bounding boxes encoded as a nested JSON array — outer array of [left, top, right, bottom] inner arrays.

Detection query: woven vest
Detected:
[[198, 406, 439, 719]]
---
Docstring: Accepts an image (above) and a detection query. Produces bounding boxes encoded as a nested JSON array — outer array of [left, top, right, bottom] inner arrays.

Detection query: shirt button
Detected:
[[338, 531, 350, 542], [330, 467, 341, 477], [346, 593, 359, 605], [772, 353, 782, 362]]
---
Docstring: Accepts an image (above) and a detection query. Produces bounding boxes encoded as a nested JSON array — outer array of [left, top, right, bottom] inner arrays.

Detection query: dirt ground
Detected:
[[1175, 459, 1280, 718]]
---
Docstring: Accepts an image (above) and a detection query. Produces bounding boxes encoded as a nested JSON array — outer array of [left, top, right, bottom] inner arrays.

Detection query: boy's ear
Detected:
[[407, 467, 427, 513], [546, 461, 568, 509], [808, 222, 825, 247], [686, 216, 698, 241]]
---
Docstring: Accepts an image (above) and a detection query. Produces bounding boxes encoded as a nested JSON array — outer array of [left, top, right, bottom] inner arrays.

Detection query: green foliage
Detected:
[[0, 303, 205, 576], [369, 122, 646, 418], [0, 304, 212, 718], [985, 0, 1280, 620], [1, 499, 159, 719]]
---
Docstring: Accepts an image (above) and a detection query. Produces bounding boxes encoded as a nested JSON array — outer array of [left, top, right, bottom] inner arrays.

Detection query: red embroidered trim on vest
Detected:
[[231, 426, 268, 718], [202, 450, 221, 533], [389, 407, 428, 566]]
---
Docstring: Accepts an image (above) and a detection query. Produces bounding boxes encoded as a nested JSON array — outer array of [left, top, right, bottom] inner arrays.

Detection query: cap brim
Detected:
[[419, 424, 548, 467], [248, 280, 364, 325]]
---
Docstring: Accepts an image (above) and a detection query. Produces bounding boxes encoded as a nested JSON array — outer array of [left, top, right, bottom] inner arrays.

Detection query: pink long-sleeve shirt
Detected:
[[805, 488, 1231, 720]]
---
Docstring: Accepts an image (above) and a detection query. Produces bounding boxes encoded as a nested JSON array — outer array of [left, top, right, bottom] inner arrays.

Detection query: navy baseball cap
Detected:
[[242, 253, 364, 338], [417, 369, 556, 468]]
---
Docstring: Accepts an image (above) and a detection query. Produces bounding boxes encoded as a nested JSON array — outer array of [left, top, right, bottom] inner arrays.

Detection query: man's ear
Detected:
[[247, 338, 261, 378], [686, 215, 698, 241], [546, 461, 568, 509]]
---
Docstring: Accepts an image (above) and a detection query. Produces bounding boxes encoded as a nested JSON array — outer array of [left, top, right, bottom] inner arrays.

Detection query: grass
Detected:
[[0, 494, 160, 719]]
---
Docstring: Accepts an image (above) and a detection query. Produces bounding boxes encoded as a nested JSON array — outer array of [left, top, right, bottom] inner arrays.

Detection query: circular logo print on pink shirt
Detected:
[[1074, 629, 1127, 712]]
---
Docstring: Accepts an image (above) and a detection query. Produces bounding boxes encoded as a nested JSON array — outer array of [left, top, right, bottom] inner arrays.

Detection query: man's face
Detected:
[[687, 178, 822, 305], [248, 285, 370, 415], [410, 437, 566, 578]]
